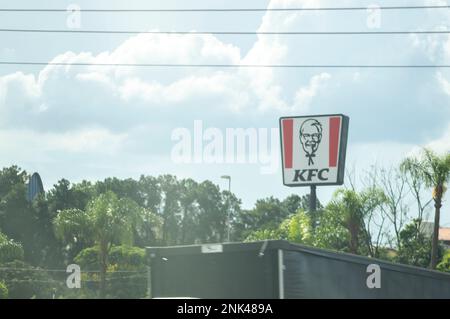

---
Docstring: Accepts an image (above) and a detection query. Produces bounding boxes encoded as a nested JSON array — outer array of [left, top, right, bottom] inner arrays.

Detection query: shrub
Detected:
[[0, 260, 54, 299], [74, 245, 147, 298], [0, 281, 8, 299], [0, 233, 24, 263]]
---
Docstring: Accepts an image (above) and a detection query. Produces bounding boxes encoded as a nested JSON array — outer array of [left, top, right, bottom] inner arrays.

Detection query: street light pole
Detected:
[[221, 175, 231, 242]]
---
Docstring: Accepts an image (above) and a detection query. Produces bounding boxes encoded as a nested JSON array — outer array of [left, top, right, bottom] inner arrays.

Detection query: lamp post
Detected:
[[221, 175, 231, 242]]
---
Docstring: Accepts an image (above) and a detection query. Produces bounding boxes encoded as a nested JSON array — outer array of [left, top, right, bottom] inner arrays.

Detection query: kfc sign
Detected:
[[279, 114, 349, 187]]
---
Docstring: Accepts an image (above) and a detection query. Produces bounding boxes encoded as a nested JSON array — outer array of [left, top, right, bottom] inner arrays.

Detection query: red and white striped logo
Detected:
[[280, 114, 348, 186]]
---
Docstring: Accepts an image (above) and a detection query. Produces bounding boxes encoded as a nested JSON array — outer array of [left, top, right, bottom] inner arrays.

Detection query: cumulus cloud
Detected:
[[0, 38, 243, 132], [0, 72, 41, 124], [0, 0, 335, 134], [0, 128, 126, 156], [0, 0, 450, 198], [292, 72, 331, 113], [425, 123, 450, 154], [437, 72, 450, 95]]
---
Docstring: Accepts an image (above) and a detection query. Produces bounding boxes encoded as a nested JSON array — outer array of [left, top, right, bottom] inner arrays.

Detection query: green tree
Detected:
[[222, 188, 241, 243], [54, 191, 142, 298], [244, 229, 285, 242], [22, 179, 95, 268], [396, 219, 440, 268], [157, 175, 181, 245], [0, 232, 24, 263], [245, 210, 312, 244], [74, 245, 147, 298], [313, 207, 349, 251], [0, 166, 36, 263], [95, 177, 143, 206], [235, 197, 290, 241], [47, 179, 94, 213], [30, 193, 66, 268], [106, 245, 147, 298], [325, 188, 386, 255], [401, 149, 450, 269], [437, 250, 450, 273], [282, 210, 313, 244], [133, 208, 163, 247], [138, 175, 161, 213], [0, 232, 24, 298], [281, 194, 302, 215], [282, 194, 323, 228], [178, 178, 199, 244], [0, 260, 55, 299], [196, 181, 228, 243], [0, 281, 7, 299]]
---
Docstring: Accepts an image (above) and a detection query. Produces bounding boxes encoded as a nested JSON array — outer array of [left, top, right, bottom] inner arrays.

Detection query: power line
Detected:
[[2, 278, 62, 284], [1, 29, 450, 35], [2, 275, 147, 284], [0, 267, 145, 273], [0, 61, 449, 68], [0, 5, 449, 12]]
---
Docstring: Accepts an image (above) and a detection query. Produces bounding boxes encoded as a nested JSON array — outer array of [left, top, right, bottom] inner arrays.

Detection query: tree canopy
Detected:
[[0, 154, 448, 298]]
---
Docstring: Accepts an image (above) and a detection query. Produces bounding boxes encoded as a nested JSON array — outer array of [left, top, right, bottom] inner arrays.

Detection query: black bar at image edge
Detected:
[[0, 299, 449, 317]]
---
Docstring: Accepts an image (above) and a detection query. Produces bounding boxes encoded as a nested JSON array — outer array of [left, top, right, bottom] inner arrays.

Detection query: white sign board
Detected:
[[279, 114, 349, 187], [201, 244, 223, 254]]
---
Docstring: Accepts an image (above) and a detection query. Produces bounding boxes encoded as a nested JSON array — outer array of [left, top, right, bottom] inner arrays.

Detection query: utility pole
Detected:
[[221, 175, 232, 242]]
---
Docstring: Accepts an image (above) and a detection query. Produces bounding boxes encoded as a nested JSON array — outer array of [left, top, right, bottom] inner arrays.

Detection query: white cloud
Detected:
[[112, 32, 241, 65], [426, 123, 450, 154], [1, 0, 450, 214], [118, 72, 248, 108], [0, 1, 333, 131], [0, 128, 127, 155], [348, 141, 417, 169], [292, 72, 331, 113], [437, 72, 450, 95], [400, 122, 450, 159], [0, 72, 41, 127]]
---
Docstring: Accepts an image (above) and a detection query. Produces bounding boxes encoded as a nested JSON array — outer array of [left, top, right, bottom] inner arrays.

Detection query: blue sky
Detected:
[[0, 0, 449, 225]]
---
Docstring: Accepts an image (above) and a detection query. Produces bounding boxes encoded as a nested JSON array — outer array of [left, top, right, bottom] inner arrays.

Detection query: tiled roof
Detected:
[[439, 227, 450, 241]]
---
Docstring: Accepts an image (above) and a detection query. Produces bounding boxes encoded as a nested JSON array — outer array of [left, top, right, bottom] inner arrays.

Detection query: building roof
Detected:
[[420, 223, 450, 241], [147, 240, 450, 280], [439, 227, 450, 241]]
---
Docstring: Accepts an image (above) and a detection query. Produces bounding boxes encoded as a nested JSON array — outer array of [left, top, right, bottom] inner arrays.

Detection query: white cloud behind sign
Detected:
[[0, 0, 448, 210]]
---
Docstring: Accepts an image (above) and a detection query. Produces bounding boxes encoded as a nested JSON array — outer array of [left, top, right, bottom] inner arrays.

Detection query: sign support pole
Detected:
[[309, 185, 317, 213]]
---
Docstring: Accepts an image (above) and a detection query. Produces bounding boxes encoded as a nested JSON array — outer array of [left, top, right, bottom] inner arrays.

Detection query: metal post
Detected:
[[221, 175, 232, 243], [309, 185, 317, 213], [227, 177, 231, 242]]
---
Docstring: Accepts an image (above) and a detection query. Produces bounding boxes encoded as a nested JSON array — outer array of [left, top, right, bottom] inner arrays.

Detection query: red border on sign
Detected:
[[329, 117, 341, 167], [282, 119, 293, 169]]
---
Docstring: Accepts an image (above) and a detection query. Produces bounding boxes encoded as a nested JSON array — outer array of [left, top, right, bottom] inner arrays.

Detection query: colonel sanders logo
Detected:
[[299, 119, 323, 166]]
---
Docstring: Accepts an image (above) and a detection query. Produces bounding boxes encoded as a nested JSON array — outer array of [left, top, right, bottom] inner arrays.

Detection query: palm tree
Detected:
[[54, 191, 141, 298], [401, 148, 450, 269], [328, 188, 386, 255], [328, 190, 362, 254]]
